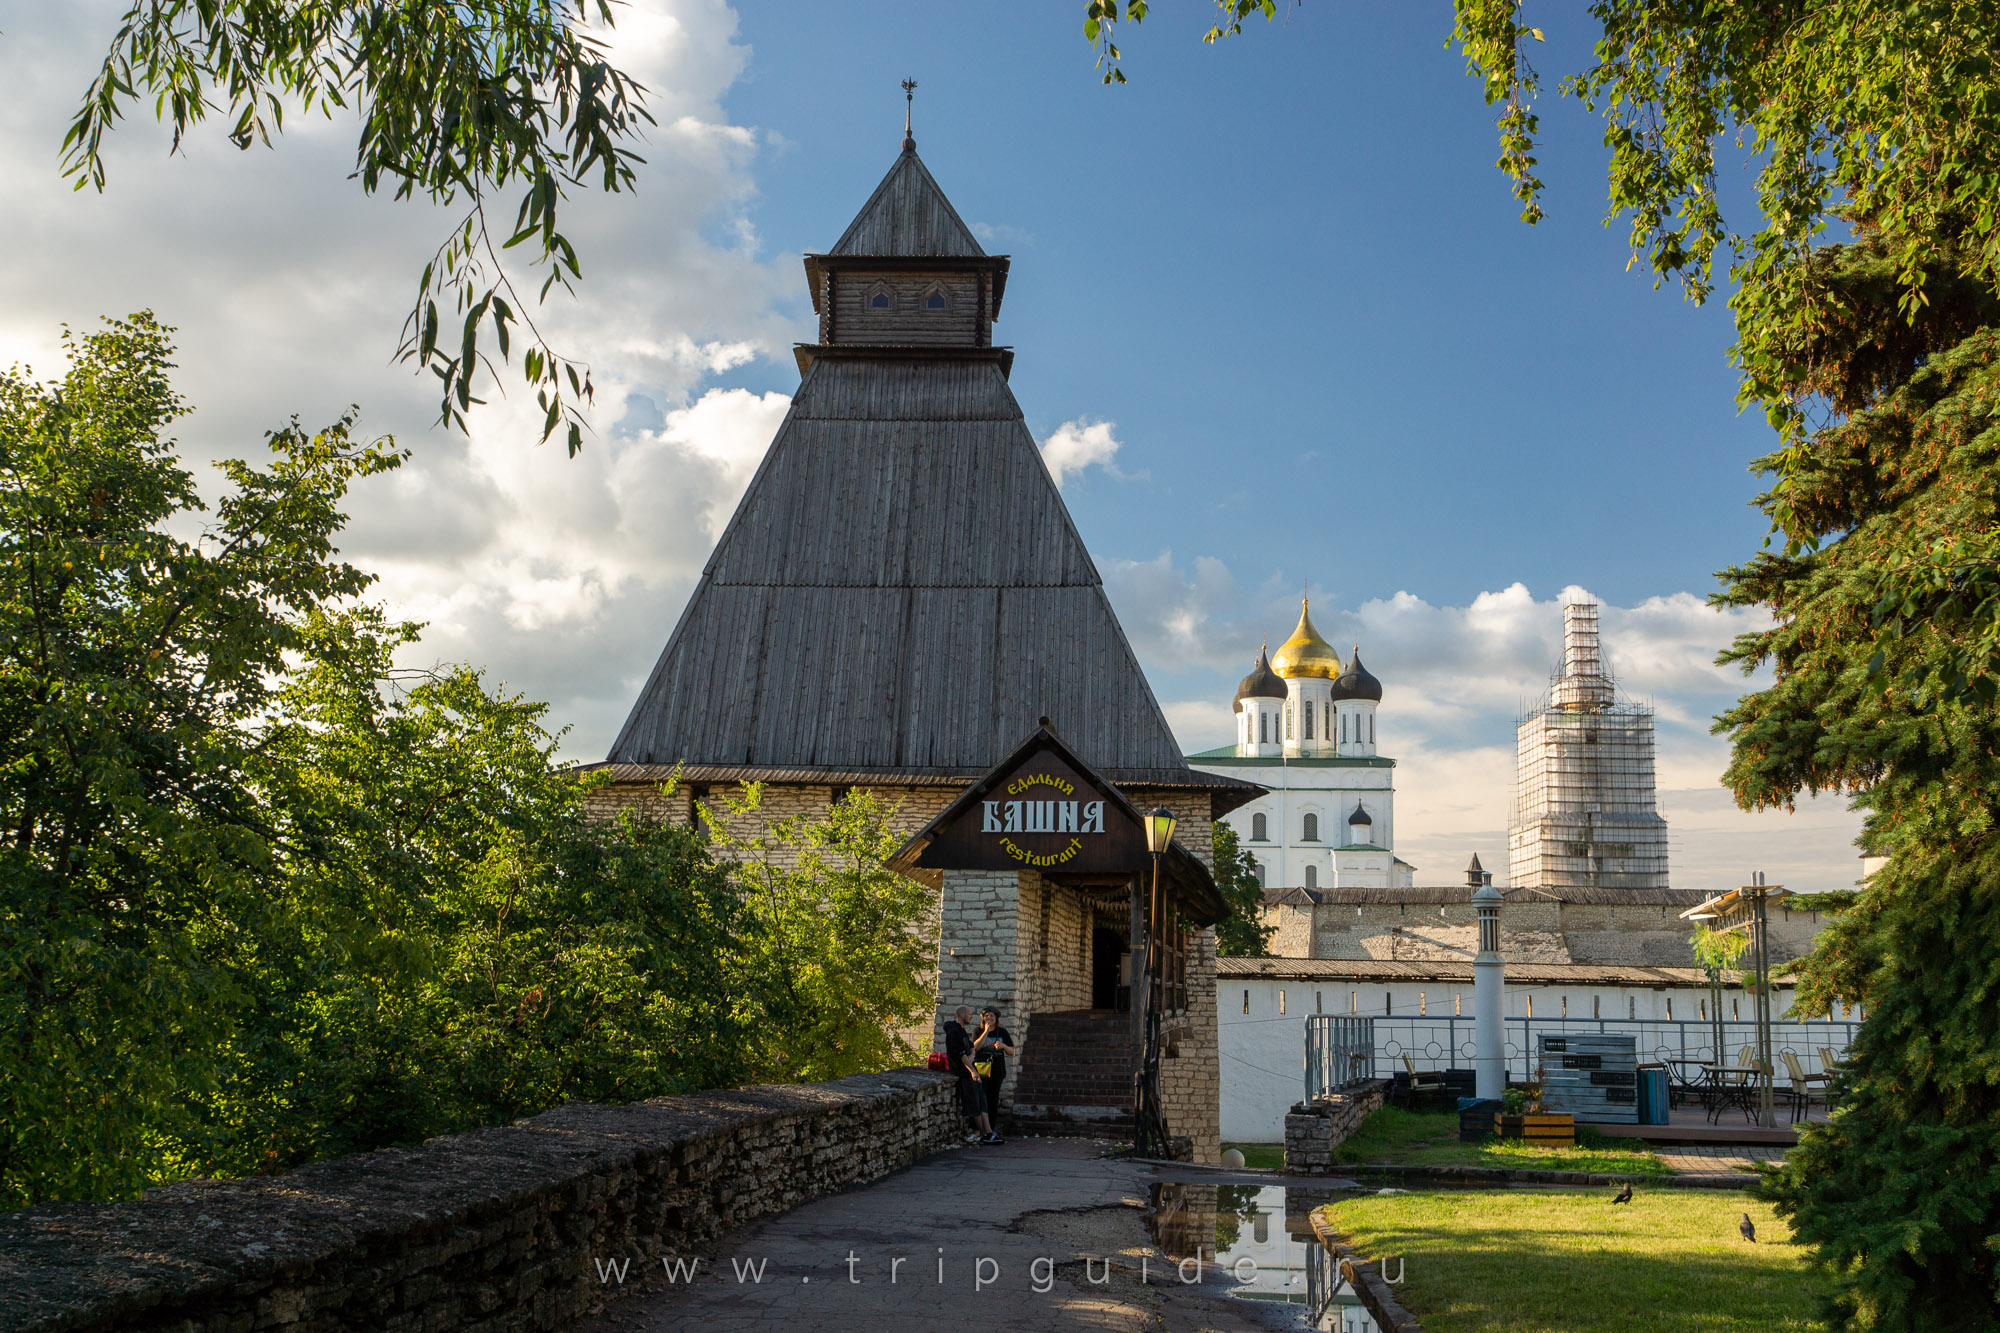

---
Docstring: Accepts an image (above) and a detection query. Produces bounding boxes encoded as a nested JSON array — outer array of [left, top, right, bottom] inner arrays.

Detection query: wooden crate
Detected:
[[1494, 1112, 1576, 1146], [1536, 1034, 1640, 1124]]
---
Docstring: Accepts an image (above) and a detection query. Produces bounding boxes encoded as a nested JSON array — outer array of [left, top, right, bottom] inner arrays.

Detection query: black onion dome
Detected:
[[1330, 646, 1383, 702], [1234, 649, 1287, 705], [1347, 801, 1373, 826]]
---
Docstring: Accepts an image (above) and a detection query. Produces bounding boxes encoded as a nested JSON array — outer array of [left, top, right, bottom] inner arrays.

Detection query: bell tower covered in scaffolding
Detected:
[[1507, 600, 1670, 890]]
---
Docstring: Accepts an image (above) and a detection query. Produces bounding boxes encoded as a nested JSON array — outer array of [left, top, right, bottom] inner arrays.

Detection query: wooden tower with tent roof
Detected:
[[582, 105, 1258, 1161]]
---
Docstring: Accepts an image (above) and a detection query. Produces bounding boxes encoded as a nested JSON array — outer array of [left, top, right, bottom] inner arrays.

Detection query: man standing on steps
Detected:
[[944, 1005, 1002, 1145]]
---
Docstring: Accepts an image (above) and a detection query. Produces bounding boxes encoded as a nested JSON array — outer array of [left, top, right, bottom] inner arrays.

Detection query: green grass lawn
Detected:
[[1318, 1190, 1828, 1333], [1334, 1107, 1676, 1178], [1221, 1142, 1285, 1170]]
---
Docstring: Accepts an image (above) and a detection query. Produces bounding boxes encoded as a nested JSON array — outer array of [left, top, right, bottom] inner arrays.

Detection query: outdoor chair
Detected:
[[1705, 1046, 1762, 1125], [1818, 1047, 1845, 1076], [1399, 1053, 1446, 1109], [1781, 1051, 1833, 1123]]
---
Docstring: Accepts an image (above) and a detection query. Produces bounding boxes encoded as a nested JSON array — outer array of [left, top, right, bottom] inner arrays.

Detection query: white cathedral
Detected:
[[1185, 599, 1415, 889]]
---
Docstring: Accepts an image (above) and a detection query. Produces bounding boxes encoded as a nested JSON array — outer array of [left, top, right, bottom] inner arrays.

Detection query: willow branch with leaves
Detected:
[[64, 0, 653, 455]]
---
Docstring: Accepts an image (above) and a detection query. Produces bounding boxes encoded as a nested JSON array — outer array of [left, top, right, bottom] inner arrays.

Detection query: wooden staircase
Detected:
[[1006, 1009, 1134, 1136]]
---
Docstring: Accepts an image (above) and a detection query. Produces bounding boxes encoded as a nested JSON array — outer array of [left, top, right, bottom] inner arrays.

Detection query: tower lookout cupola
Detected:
[[797, 136, 1011, 376]]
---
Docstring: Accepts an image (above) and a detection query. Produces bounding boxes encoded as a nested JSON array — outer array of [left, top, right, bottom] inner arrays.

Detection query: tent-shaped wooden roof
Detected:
[[597, 145, 1257, 807], [829, 148, 984, 257]]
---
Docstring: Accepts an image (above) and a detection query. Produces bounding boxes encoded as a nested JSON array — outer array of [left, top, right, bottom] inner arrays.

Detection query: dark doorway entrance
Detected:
[[1092, 926, 1125, 1010]]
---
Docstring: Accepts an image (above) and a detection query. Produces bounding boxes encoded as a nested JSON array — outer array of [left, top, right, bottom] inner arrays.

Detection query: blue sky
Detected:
[[0, 2, 1860, 887], [719, 3, 1772, 610]]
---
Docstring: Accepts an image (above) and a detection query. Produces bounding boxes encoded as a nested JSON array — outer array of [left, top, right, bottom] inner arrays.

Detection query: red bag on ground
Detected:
[[926, 1052, 950, 1072]]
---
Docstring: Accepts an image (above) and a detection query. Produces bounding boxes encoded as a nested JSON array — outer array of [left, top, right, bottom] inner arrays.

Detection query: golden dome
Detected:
[[1270, 600, 1343, 679]]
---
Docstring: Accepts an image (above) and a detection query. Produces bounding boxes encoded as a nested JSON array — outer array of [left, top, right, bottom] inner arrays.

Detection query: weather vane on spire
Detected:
[[901, 78, 918, 151]]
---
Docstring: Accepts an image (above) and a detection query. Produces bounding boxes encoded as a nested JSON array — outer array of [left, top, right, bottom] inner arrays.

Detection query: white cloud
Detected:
[[1040, 417, 1137, 488], [0, 0, 805, 760], [971, 221, 1035, 248]]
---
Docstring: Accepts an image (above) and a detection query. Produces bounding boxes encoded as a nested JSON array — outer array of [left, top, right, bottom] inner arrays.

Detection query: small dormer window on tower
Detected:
[[868, 283, 895, 310], [923, 284, 949, 310]]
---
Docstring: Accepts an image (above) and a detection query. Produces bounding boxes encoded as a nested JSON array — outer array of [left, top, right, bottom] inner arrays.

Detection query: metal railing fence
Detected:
[[1304, 1015, 1377, 1101], [1365, 1015, 1857, 1085]]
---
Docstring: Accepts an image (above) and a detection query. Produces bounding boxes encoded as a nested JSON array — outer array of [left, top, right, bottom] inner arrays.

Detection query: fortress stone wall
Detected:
[[0, 1071, 957, 1333], [1262, 892, 1831, 968]]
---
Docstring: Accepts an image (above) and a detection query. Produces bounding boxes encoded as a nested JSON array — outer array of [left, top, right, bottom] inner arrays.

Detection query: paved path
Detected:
[[578, 1138, 1323, 1332], [1654, 1143, 1787, 1184]]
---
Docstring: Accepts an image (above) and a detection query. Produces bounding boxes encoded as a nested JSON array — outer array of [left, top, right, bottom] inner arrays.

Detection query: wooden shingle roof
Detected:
[[829, 147, 984, 257], [603, 355, 1207, 781]]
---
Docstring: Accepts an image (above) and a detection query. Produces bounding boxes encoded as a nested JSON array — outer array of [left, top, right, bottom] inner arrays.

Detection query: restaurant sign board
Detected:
[[912, 745, 1145, 874]]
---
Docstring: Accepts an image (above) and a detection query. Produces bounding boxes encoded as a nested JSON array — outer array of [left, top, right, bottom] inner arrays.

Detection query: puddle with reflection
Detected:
[[1147, 1181, 1381, 1332]]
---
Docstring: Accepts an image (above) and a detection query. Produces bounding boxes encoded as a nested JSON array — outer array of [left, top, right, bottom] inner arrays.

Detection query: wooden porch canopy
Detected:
[[888, 720, 1231, 928]]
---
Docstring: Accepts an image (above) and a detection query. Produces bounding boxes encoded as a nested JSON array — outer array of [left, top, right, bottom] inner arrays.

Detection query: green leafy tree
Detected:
[[1212, 822, 1273, 957], [0, 315, 925, 1207], [65, 2, 653, 453], [224, 629, 761, 1171], [705, 786, 936, 1081], [0, 313, 399, 1204]]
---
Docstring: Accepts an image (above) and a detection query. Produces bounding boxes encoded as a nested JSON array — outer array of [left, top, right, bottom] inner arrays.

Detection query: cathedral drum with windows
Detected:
[[1185, 598, 1414, 890]]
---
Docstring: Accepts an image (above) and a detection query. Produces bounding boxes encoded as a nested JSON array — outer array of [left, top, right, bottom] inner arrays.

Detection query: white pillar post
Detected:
[[1473, 874, 1506, 1101]]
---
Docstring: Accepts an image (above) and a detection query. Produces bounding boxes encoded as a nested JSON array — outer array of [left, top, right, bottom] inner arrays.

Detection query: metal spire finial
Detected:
[[901, 78, 917, 151]]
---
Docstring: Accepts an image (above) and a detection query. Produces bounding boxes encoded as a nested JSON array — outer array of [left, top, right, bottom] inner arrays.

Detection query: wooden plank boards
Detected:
[[1537, 1033, 1639, 1124], [609, 583, 1190, 774], [1575, 1119, 1798, 1146], [829, 149, 985, 257], [606, 356, 1191, 774], [702, 365, 1097, 590], [830, 272, 984, 345]]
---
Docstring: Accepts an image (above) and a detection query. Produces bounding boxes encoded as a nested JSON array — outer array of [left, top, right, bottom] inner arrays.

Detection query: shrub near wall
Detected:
[[0, 1070, 957, 1333]]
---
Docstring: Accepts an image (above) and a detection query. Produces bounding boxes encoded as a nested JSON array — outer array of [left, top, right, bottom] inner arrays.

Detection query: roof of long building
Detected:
[[1217, 957, 1753, 988], [1260, 885, 1718, 907]]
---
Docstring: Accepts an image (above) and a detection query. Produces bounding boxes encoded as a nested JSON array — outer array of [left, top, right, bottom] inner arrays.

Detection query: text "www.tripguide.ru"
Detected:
[[591, 1249, 1404, 1293]]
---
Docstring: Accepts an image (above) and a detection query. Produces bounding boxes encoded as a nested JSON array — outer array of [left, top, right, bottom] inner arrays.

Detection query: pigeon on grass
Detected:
[[1611, 1182, 1633, 1205], [1739, 1213, 1757, 1243]]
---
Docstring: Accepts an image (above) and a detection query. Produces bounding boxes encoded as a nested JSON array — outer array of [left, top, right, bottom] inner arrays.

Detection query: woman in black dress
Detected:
[[974, 1008, 1016, 1127]]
